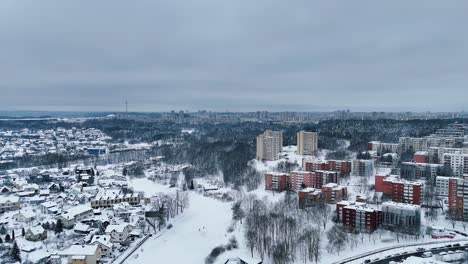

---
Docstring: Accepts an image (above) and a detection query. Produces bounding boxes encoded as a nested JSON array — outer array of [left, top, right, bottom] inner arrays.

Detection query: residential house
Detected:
[[60, 244, 99, 264], [57, 205, 94, 228], [0, 195, 20, 212], [13, 209, 36, 222], [105, 223, 131, 243], [90, 235, 113, 257], [25, 225, 47, 241]]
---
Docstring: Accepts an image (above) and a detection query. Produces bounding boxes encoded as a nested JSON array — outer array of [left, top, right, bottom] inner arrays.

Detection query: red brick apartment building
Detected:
[[447, 177, 466, 220], [322, 183, 347, 204], [303, 159, 351, 176], [298, 188, 322, 208], [337, 201, 382, 232], [289, 170, 339, 190], [264, 172, 288, 192], [375, 174, 423, 205], [413, 151, 429, 163]]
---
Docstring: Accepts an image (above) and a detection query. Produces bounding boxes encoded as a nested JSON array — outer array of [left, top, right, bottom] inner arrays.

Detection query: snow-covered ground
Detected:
[[124, 191, 257, 264]]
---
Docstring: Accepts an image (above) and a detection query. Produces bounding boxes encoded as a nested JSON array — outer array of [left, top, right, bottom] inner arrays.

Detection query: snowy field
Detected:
[[124, 191, 256, 264]]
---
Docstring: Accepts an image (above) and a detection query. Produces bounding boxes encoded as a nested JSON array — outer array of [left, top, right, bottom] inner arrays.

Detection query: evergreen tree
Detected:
[[0, 237, 3, 243], [55, 219, 64, 234], [190, 180, 195, 190], [5, 233, 11, 242], [11, 230, 15, 240], [11, 241, 21, 263], [157, 205, 166, 231], [21, 228, 25, 237], [0, 225, 6, 235]]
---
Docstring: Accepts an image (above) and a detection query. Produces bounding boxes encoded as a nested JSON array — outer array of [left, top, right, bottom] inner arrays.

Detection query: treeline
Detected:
[[241, 194, 331, 264]]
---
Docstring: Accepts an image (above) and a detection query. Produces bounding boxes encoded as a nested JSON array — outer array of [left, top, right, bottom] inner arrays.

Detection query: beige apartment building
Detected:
[[297, 130, 318, 155], [256, 130, 283, 161]]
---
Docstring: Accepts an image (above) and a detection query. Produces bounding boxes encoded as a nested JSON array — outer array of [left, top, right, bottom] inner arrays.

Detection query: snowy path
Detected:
[[124, 192, 235, 264]]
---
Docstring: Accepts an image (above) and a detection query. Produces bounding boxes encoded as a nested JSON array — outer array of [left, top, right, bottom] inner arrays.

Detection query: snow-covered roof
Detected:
[[27, 225, 45, 236], [40, 201, 58, 208], [15, 209, 36, 219], [74, 223, 91, 232], [0, 195, 19, 203], [60, 205, 93, 220], [90, 235, 112, 249], [105, 223, 129, 233], [60, 244, 98, 256]]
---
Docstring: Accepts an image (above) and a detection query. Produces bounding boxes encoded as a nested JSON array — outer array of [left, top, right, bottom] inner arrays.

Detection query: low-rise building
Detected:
[[60, 244, 99, 264], [13, 209, 36, 222], [25, 225, 47, 241], [105, 223, 131, 243], [91, 193, 140, 209], [90, 235, 113, 257], [57, 205, 94, 228], [0, 196, 20, 212]]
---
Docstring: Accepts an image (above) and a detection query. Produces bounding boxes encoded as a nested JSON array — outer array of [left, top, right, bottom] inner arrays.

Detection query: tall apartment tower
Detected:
[[256, 130, 283, 161], [443, 153, 468, 177], [297, 130, 318, 155]]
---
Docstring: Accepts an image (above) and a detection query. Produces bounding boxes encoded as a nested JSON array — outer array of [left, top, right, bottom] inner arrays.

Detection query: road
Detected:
[[333, 239, 468, 264], [371, 243, 468, 264]]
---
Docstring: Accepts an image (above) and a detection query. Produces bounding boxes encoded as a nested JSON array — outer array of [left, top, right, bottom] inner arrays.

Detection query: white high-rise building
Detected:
[[256, 130, 283, 161], [443, 153, 468, 177], [297, 130, 318, 155]]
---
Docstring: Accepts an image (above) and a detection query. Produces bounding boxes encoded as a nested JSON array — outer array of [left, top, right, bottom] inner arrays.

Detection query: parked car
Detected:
[[422, 252, 433, 258]]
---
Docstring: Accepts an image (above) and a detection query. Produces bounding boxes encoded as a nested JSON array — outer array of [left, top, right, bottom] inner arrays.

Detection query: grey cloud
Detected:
[[0, 0, 467, 112]]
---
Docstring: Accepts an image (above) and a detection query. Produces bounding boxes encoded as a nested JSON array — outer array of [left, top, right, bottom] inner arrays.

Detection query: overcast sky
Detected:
[[1, 1, 467, 112]]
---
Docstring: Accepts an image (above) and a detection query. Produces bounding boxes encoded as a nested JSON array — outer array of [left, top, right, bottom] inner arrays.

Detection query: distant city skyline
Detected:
[[1, 1, 468, 112]]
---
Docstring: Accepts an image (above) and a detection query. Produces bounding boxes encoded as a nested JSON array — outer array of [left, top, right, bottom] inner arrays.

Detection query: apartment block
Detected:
[[443, 153, 468, 177], [400, 162, 442, 180], [374, 175, 423, 205], [413, 151, 429, 163], [447, 176, 468, 221], [303, 159, 351, 176], [296, 130, 318, 155], [321, 183, 347, 204], [381, 202, 421, 233], [298, 188, 322, 208], [264, 172, 289, 192], [91, 193, 141, 209], [351, 159, 374, 177], [367, 141, 399, 153], [435, 176, 450, 196], [256, 130, 283, 161], [338, 202, 382, 233]]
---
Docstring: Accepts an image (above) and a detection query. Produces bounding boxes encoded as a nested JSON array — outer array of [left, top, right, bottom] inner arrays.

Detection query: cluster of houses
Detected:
[[0, 165, 160, 264], [0, 127, 110, 164]]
